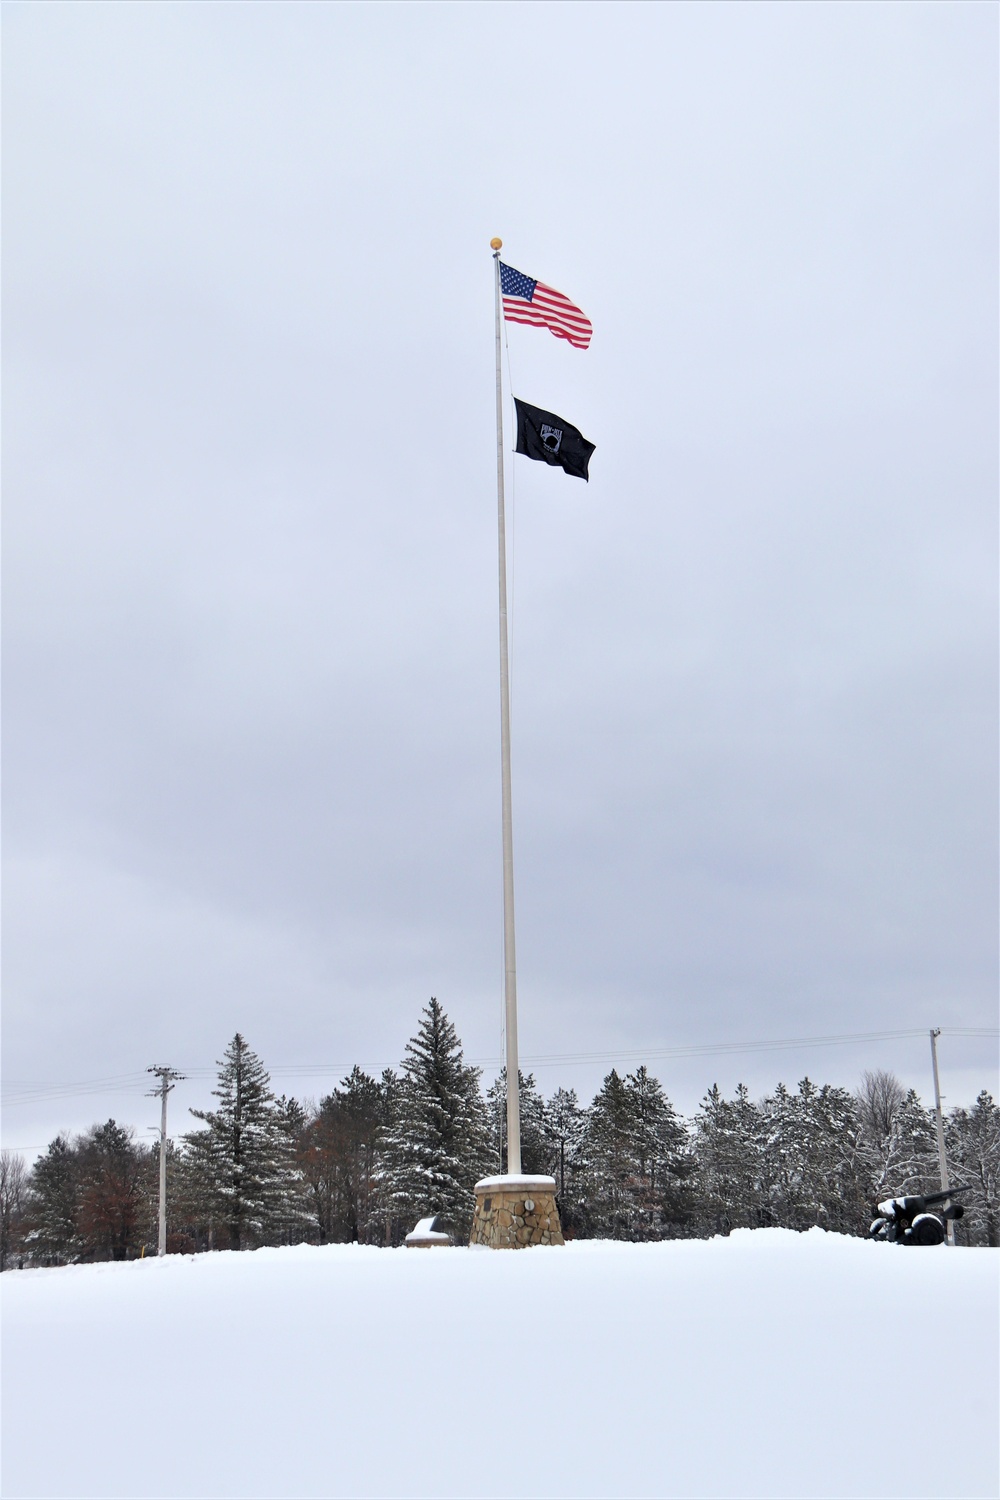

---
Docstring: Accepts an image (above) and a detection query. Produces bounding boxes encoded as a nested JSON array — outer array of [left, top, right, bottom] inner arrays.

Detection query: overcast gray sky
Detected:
[[4, 0, 997, 1156]]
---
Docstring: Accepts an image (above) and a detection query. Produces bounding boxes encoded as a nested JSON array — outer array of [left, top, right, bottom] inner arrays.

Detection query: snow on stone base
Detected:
[[473, 1174, 558, 1193]]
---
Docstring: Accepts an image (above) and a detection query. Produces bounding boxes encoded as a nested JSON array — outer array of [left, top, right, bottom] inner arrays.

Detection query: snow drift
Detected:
[[2, 1230, 996, 1499]]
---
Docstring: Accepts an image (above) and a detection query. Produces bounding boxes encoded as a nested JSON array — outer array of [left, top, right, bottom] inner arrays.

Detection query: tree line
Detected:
[[3, 998, 997, 1268]]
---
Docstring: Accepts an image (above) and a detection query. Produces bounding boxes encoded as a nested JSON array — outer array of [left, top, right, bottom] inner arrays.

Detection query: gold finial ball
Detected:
[[490, 237, 503, 250]]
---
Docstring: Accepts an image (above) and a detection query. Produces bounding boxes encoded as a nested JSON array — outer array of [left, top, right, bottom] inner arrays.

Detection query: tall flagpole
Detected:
[[491, 236, 522, 1176], [468, 241, 565, 1245]]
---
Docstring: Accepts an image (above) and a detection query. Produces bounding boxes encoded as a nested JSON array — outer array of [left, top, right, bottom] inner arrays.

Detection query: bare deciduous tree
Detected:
[[857, 1070, 906, 1139], [0, 1150, 28, 1270], [855, 1069, 936, 1200]]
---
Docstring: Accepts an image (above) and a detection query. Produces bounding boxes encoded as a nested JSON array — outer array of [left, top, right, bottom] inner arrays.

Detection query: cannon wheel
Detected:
[[907, 1213, 946, 1246]]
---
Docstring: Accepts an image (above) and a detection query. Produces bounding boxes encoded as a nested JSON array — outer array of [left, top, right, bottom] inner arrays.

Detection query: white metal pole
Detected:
[[929, 1029, 955, 1245], [491, 239, 521, 1176]]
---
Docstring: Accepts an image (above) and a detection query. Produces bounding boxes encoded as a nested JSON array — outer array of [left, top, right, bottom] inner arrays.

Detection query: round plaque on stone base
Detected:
[[469, 1174, 565, 1248]]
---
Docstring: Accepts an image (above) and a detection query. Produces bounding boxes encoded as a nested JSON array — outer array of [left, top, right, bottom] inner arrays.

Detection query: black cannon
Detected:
[[868, 1185, 969, 1245]]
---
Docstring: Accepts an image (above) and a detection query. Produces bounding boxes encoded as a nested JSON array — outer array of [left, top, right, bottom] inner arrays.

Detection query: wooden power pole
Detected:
[[146, 1066, 184, 1256]]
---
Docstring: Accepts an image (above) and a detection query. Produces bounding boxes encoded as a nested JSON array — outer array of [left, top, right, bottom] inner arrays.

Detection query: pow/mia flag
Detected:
[[514, 398, 595, 482]]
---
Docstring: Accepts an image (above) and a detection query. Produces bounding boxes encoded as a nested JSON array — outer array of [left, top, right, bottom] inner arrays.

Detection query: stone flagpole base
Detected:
[[469, 1175, 565, 1248]]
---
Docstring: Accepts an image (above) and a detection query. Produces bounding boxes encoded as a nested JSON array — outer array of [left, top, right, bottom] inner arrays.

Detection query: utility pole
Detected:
[[146, 1066, 184, 1257], [928, 1030, 955, 1246]]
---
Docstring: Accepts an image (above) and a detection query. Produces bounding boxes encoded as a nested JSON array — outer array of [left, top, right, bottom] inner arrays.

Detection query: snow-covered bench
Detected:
[[404, 1215, 451, 1248]]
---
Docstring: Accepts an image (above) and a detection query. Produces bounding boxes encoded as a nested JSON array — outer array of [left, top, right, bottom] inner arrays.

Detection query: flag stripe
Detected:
[[520, 296, 591, 332], [502, 301, 588, 330], [503, 314, 590, 348], [503, 309, 590, 347], [530, 301, 590, 330], [503, 310, 590, 345]]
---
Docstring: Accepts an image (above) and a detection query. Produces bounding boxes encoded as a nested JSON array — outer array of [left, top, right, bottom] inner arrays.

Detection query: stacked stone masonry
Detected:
[[469, 1185, 565, 1249]]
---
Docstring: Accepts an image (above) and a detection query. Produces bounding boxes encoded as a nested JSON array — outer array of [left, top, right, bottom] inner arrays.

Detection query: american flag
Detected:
[[500, 262, 592, 350]]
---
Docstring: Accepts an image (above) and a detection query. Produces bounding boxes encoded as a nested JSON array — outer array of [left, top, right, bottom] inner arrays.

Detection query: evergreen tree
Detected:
[[546, 1087, 589, 1235], [273, 1095, 312, 1245], [24, 1136, 80, 1265], [758, 1080, 795, 1224], [485, 1071, 552, 1175], [946, 1091, 1000, 1247], [375, 1068, 405, 1245], [692, 1073, 937, 1240], [625, 1066, 693, 1237], [581, 1068, 691, 1239], [690, 1083, 769, 1234], [579, 1070, 634, 1238], [172, 1126, 219, 1252], [799, 1080, 869, 1234], [759, 1079, 866, 1234], [185, 1034, 299, 1251], [378, 999, 490, 1238], [330, 1067, 386, 1242]]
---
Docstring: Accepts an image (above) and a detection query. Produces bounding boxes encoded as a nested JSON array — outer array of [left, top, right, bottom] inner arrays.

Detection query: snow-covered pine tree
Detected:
[[946, 1091, 999, 1246], [273, 1094, 312, 1245], [377, 999, 490, 1239], [185, 1034, 300, 1251], [375, 1067, 404, 1245], [171, 1127, 218, 1252], [485, 1070, 551, 1175], [797, 1080, 868, 1234], [690, 1083, 769, 1234], [579, 1070, 636, 1239], [625, 1067, 693, 1238], [580, 1068, 692, 1240], [546, 1087, 589, 1235], [547, 1087, 587, 1190], [24, 1135, 80, 1265], [892, 1085, 940, 1195], [759, 1079, 865, 1234], [758, 1081, 798, 1227], [690, 1084, 730, 1234]]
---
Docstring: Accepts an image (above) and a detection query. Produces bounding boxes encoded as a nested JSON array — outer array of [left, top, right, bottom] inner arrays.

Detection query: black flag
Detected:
[[514, 398, 595, 482]]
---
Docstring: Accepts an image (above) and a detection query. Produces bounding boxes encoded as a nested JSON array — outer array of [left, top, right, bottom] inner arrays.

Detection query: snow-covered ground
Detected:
[[2, 1231, 996, 1500]]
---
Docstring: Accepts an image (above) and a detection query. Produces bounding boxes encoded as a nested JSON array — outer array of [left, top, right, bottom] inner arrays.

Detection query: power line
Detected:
[[4, 1070, 154, 1101], [512, 1027, 1000, 1070], [4, 1025, 997, 1105]]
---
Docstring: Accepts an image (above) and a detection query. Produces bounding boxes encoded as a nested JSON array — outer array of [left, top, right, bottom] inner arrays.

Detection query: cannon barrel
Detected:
[[877, 1185, 971, 1217], [919, 1184, 971, 1207]]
